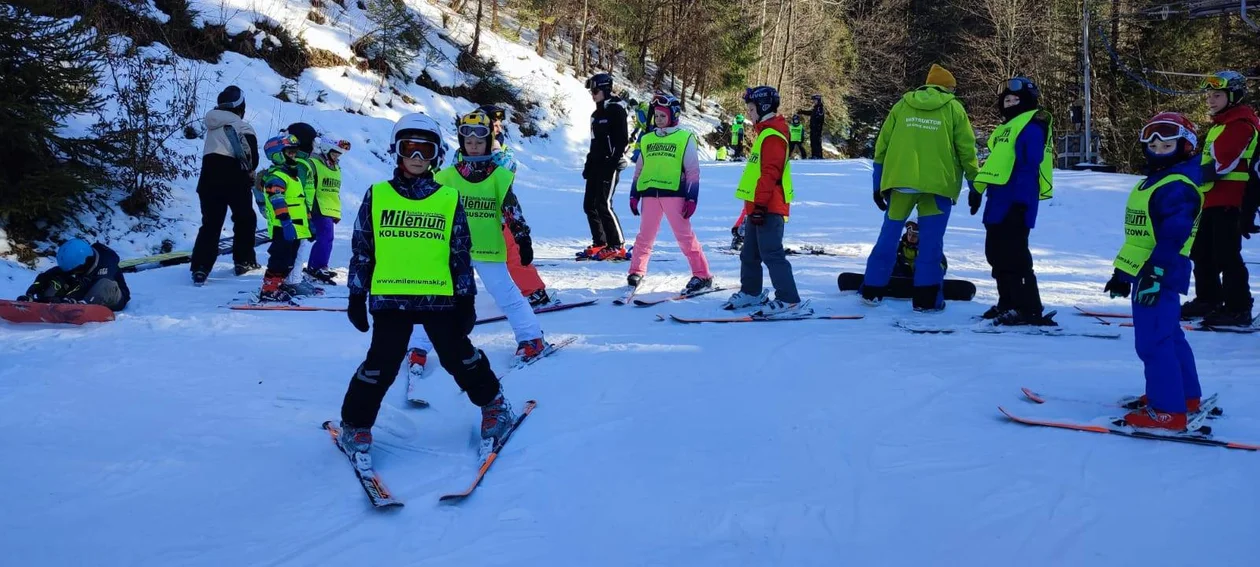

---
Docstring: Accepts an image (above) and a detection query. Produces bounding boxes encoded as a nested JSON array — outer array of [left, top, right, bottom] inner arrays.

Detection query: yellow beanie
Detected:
[[925, 64, 956, 91]]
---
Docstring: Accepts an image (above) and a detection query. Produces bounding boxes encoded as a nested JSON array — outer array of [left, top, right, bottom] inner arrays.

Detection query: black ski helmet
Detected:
[[585, 73, 613, 95], [285, 122, 318, 154], [743, 86, 780, 117]]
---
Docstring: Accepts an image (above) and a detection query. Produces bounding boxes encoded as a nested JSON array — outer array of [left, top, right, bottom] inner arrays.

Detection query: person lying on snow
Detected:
[[19, 239, 131, 311]]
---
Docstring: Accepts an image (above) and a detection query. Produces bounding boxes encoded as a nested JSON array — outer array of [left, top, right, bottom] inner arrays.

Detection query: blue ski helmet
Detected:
[[57, 238, 94, 271]]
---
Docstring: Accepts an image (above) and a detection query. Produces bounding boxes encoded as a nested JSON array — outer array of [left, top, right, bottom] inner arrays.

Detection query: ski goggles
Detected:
[[1002, 77, 1035, 94], [458, 124, 491, 138], [1200, 75, 1232, 90], [1139, 121, 1197, 148], [396, 139, 440, 160], [480, 106, 506, 122], [335, 140, 351, 151]]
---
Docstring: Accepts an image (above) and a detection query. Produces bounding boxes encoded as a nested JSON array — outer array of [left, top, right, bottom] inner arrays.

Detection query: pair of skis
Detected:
[[324, 401, 539, 508], [1001, 388, 1260, 451], [894, 316, 1121, 340], [406, 336, 579, 406], [1074, 306, 1259, 334], [614, 282, 729, 307]]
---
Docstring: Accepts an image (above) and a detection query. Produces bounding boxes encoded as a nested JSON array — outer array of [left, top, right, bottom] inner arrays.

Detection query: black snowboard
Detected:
[[837, 272, 976, 301], [119, 229, 271, 273]]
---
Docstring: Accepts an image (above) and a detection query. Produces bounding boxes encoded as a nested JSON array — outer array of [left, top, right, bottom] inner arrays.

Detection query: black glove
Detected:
[[968, 189, 983, 216], [581, 162, 589, 180], [347, 294, 369, 333], [873, 189, 887, 212], [749, 205, 768, 226], [16, 295, 30, 302], [1241, 208, 1259, 240], [455, 295, 477, 334], [1104, 269, 1131, 299], [517, 235, 534, 266]]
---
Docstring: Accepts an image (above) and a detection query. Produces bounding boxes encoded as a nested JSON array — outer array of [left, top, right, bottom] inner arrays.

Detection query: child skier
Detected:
[[405, 110, 550, 376], [1181, 71, 1258, 325], [892, 220, 948, 278], [281, 122, 322, 295], [970, 77, 1055, 326], [1104, 112, 1205, 431], [722, 86, 808, 317], [623, 93, 712, 294], [339, 112, 514, 462], [788, 115, 806, 160], [257, 134, 311, 302], [479, 104, 552, 307], [303, 136, 351, 284]]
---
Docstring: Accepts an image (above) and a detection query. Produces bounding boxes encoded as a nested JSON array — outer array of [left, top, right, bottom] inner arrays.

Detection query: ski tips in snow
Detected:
[[439, 400, 537, 503]]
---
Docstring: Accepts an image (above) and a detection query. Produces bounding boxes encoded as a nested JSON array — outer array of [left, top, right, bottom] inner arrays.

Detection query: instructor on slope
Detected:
[[861, 64, 979, 312], [578, 73, 630, 261]]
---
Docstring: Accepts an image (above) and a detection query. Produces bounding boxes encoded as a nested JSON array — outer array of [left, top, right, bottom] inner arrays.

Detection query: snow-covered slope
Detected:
[[3, 158, 1260, 566]]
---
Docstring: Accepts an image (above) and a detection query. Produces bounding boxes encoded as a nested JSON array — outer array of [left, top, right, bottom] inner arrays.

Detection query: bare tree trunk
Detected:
[[578, 0, 590, 74], [776, 0, 793, 89], [470, 0, 484, 56], [491, 0, 499, 32], [756, 0, 768, 84]]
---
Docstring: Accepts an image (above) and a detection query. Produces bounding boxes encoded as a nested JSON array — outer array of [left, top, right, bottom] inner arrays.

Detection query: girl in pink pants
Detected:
[[627, 93, 712, 295]]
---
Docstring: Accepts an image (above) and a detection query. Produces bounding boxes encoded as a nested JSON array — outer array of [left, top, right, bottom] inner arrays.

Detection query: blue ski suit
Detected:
[[1120, 157, 1202, 413]]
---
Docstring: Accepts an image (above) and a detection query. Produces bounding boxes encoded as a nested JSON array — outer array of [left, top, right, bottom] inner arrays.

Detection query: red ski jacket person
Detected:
[[742, 114, 791, 218], [1201, 103, 1259, 209]]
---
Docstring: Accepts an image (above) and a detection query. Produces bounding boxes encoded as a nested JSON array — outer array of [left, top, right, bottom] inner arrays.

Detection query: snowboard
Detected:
[[0, 300, 115, 325], [119, 229, 271, 273], [837, 273, 977, 301]]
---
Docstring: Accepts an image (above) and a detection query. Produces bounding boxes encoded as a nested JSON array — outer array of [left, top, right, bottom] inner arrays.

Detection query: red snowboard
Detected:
[[0, 300, 115, 325]]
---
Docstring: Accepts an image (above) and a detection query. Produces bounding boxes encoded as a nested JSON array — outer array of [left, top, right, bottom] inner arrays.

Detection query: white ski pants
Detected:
[[410, 260, 542, 352], [285, 240, 311, 284]]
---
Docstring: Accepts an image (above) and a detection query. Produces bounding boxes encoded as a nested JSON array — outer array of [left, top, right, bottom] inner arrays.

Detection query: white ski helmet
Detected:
[[315, 136, 350, 157], [390, 112, 447, 166]]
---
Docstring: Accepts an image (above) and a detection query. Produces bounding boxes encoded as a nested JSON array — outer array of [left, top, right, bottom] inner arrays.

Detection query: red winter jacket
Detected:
[[1202, 104, 1259, 209], [742, 115, 791, 217]]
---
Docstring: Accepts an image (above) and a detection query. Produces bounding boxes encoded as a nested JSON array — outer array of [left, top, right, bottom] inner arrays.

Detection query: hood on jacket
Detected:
[[903, 86, 957, 112], [756, 114, 789, 138], [205, 109, 246, 131], [1211, 104, 1260, 128]]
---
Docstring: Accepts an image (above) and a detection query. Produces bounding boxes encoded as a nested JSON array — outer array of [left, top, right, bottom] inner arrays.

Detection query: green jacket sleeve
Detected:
[[951, 101, 980, 182], [873, 103, 900, 165]]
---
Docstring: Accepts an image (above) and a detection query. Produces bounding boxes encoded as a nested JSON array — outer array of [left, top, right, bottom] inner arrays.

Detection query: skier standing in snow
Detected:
[[970, 77, 1055, 326], [303, 136, 351, 285], [862, 64, 979, 312], [19, 239, 130, 311], [405, 110, 550, 376], [730, 114, 746, 160], [279, 122, 323, 295], [1104, 112, 1205, 431], [625, 93, 713, 294], [578, 73, 630, 261], [722, 86, 808, 316], [808, 94, 825, 159], [1181, 71, 1258, 326], [479, 104, 552, 307], [255, 134, 311, 302], [338, 112, 515, 461], [788, 115, 807, 159], [190, 85, 260, 285]]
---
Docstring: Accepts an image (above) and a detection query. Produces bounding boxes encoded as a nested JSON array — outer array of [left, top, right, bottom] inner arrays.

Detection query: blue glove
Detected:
[[1135, 266, 1163, 307], [281, 220, 298, 241]]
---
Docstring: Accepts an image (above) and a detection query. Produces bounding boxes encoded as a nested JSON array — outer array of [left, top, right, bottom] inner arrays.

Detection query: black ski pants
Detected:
[[1191, 207, 1251, 310], [809, 122, 823, 159], [190, 176, 258, 273], [789, 141, 806, 160], [584, 167, 624, 248], [985, 205, 1042, 314], [265, 230, 300, 277], [341, 304, 500, 428]]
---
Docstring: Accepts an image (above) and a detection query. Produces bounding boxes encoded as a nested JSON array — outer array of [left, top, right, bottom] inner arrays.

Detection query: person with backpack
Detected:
[[190, 86, 260, 285], [578, 73, 630, 261], [404, 110, 551, 377], [861, 64, 980, 312], [788, 115, 807, 159], [1180, 71, 1259, 326], [337, 112, 515, 464], [721, 86, 809, 318], [970, 77, 1056, 326], [18, 239, 130, 311], [303, 136, 351, 285], [625, 93, 713, 295], [1104, 112, 1205, 431]]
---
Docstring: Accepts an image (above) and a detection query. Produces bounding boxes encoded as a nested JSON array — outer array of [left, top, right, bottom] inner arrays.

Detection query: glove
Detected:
[[281, 220, 298, 242], [16, 295, 29, 302], [617, 155, 630, 171], [581, 162, 589, 180], [873, 189, 887, 212], [332, 217, 341, 225], [1242, 208, 1259, 239], [1135, 266, 1163, 307], [629, 195, 640, 216], [749, 205, 768, 226], [347, 294, 369, 333], [968, 187, 983, 216], [517, 235, 534, 266], [681, 200, 696, 220], [1104, 269, 1131, 299], [731, 225, 741, 238]]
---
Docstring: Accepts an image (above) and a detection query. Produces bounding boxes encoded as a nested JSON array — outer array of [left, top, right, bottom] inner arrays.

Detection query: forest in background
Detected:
[[504, 0, 1259, 170]]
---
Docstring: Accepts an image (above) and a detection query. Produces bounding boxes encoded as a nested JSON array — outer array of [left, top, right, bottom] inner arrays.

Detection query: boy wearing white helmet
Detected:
[[303, 136, 351, 284], [335, 112, 514, 465]]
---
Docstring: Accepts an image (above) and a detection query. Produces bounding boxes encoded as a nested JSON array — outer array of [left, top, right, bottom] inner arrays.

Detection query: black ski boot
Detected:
[[1181, 297, 1220, 320]]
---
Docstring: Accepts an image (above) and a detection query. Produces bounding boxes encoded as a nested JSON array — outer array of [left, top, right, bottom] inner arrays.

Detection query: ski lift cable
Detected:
[[1091, 21, 1203, 95]]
